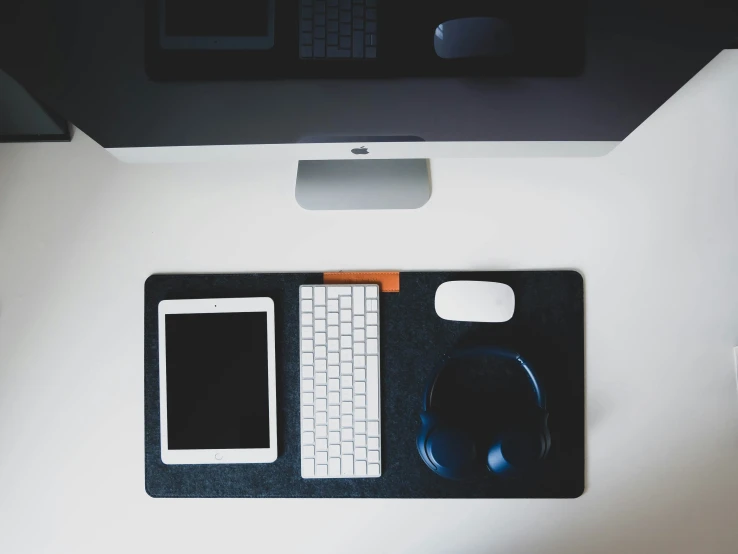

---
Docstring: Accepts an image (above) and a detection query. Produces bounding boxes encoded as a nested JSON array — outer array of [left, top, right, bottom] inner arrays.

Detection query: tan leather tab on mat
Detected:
[[323, 271, 400, 293]]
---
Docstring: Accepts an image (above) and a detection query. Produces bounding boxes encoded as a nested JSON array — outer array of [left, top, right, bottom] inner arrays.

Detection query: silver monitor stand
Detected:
[[294, 137, 431, 210]]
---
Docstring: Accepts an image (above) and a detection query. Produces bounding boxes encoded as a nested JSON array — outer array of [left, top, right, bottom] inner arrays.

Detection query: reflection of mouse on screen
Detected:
[[434, 17, 514, 59]]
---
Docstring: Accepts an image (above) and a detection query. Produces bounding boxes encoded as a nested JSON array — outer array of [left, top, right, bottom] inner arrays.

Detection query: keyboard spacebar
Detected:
[[367, 355, 379, 420]]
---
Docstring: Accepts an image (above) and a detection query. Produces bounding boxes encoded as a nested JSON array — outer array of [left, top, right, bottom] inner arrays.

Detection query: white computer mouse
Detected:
[[434, 281, 515, 323]]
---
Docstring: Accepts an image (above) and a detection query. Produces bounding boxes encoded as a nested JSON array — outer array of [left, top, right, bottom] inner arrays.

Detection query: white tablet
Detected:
[[158, 297, 277, 464]]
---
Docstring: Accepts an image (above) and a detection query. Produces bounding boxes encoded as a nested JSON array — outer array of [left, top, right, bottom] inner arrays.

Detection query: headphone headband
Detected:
[[423, 347, 546, 412]]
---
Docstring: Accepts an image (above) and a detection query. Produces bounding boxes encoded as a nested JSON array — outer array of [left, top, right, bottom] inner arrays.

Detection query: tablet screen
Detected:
[[164, 312, 270, 450], [164, 0, 271, 38]]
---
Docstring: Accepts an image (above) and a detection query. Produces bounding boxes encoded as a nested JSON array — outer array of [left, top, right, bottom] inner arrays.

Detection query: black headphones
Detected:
[[416, 347, 551, 480]]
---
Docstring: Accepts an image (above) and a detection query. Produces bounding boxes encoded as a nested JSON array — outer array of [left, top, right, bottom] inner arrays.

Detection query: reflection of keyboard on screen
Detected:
[[299, 0, 378, 60], [299, 284, 381, 478]]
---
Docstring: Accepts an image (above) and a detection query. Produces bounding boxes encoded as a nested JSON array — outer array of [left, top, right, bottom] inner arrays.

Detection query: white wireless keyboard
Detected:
[[299, 284, 381, 478]]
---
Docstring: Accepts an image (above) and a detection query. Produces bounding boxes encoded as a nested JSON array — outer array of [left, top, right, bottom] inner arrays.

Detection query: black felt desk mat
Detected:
[[145, 271, 584, 498]]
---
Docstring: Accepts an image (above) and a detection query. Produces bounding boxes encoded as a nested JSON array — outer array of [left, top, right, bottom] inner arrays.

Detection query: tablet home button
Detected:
[[214, 453, 223, 461]]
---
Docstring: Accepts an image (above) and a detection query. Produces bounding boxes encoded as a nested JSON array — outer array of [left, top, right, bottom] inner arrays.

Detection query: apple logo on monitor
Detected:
[[351, 146, 369, 155]]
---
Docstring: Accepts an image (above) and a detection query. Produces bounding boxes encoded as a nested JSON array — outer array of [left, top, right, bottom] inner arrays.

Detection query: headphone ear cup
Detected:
[[486, 430, 547, 476], [424, 425, 478, 480]]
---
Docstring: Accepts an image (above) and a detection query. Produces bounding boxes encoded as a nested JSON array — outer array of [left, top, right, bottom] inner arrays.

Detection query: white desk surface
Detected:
[[1, 51, 738, 554]]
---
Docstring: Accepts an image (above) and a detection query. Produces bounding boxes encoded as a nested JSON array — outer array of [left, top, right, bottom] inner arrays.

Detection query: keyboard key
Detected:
[[301, 287, 313, 299], [304, 418, 315, 431], [355, 408, 366, 421], [303, 431, 315, 444], [367, 299, 378, 311], [366, 286, 377, 298], [367, 339, 377, 354], [341, 440, 353, 453], [341, 375, 352, 388], [315, 320, 326, 332], [341, 322, 352, 334], [316, 411, 327, 424], [329, 431, 341, 444], [355, 447, 367, 459], [355, 368, 366, 381], [328, 313, 339, 325], [366, 20, 377, 33], [342, 414, 353, 427], [341, 335, 351, 348], [316, 346, 327, 358], [341, 388, 352, 401], [368, 437, 380, 450], [302, 326, 313, 339], [342, 455, 354, 475], [303, 392, 314, 405], [316, 359, 327, 371], [340, 296, 351, 309], [315, 306, 326, 319], [329, 392, 340, 404], [368, 450, 380, 463], [341, 401, 353, 414], [367, 325, 377, 338], [354, 316, 365, 328], [317, 451, 328, 464], [329, 405, 340, 418], [340, 309, 352, 322], [301, 313, 312, 325], [314, 286, 325, 305], [354, 329, 365, 341], [317, 437, 328, 450], [340, 349, 351, 361], [355, 394, 366, 407], [316, 398, 327, 411], [328, 325, 339, 338], [368, 421, 379, 437], [329, 418, 340, 431], [355, 460, 367, 475], [315, 332, 326, 346], [355, 381, 365, 394], [317, 464, 328, 477], [368, 464, 380, 476], [328, 365, 340, 378], [304, 379, 314, 392], [302, 458, 315, 477], [327, 299, 339, 311], [341, 430, 352, 442], [329, 378, 340, 391], [315, 385, 327, 398], [341, 362, 353, 375], [355, 434, 366, 447], [366, 312, 378, 325], [302, 300, 313, 312], [304, 405, 315, 418], [329, 458, 341, 476], [329, 444, 340, 457], [367, 358, 379, 419], [303, 365, 313, 378], [304, 445, 315, 458], [316, 425, 327, 438], [354, 342, 365, 355], [354, 355, 365, 368], [353, 31, 364, 57], [328, 352, 339, 364]]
